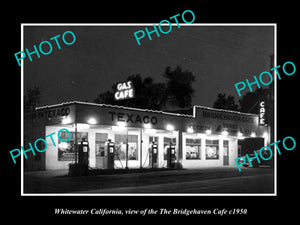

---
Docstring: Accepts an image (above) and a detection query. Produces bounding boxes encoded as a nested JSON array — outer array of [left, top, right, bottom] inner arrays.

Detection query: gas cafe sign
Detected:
[[114, 81, 135, 101], [259, 101, 266, 126]]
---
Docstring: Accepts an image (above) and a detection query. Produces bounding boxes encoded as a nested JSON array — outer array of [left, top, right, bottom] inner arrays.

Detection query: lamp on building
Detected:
[[117, 121, 126, 127], [187, 127, 194, 133], [144, 128, 156, 134], [144, 124, 151, 129], [62, 117, 71, 124], [87, 117, 97, 125], [237, 131, 244, 139], [205, 129, 212, 135], [144, 123, 156, 133], [166, 124, 174, 131], [112, 121, 126, 131], [144, 124, 156, 134], [221, 130, 229, 136], [263, 132, 268, 139], [263, 131, 268, 145]]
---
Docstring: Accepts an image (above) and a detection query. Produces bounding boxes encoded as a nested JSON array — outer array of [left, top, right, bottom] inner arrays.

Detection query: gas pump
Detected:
[[167, 142, 176, 168], [149, 141, 158, 168], [106, 139, 115, 169], [78, 138, 89, 171]]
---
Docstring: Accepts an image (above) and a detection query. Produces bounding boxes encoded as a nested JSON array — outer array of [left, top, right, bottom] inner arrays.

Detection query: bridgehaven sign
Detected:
[[235, 136, 296, 172], [202, 110, 255, 123], [9, 128, 71, 164]]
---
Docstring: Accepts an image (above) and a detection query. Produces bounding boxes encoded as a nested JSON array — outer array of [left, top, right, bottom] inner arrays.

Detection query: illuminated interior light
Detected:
[[58, 142, 69, 150], [263, 132, 268, 143], [112, 125, 126, 131], [196, 133, 202, 137], [250, 132, 256, 137], [166, 124, 174, 131], [221, 130, 229, 136], [205, 129, 212, 135], [117, 121, 126, 127], [144, 124, 151, 129], [87, 117, 97, 125], [187, 127, 194, 133], [237, 132, 244, 139], [144, 128, 156, 134], [62, 117, 71, 124], [237, 132, 243, 136]]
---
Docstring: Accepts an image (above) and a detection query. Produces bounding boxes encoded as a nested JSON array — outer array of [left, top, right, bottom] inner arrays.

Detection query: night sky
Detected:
[[24, 24, 274, 108]]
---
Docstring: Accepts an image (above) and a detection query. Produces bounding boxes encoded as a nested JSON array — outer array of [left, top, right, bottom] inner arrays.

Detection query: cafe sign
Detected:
[[259, 101, 267, 126]]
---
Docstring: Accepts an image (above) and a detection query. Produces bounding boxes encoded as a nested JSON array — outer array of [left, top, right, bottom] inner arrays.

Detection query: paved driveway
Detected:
[[24, 166, 274, 194]]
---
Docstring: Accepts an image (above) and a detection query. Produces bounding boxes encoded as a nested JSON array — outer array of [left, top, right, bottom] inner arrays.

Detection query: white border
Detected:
[[21, 23, 277, 196], [21, 24, 24, 195], [274, 24, 277, 196]]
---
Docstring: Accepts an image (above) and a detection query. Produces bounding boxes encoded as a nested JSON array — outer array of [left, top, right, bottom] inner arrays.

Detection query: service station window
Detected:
[[95, 133, 108, 157], [186, 138, 201, 160], [114, 134, 138, 160], [205, 139, 219, 160], [149, 136, 158, 148], [58, 131, 88, 161]]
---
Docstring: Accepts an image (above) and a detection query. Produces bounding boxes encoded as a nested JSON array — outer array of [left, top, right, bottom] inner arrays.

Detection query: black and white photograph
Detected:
[[4, 4, 298, 221], [22, 24, 275, 195]]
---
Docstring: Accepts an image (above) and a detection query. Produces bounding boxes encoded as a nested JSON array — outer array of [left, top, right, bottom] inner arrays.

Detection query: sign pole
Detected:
[[74, 122, 78, 164], [140, 128, 143, 169], [74, 103, 78, 164], [125, 126, 128, 169]]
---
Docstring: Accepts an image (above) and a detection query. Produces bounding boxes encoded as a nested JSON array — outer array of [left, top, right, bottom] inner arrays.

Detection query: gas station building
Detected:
[[24, 101, 268, 171]]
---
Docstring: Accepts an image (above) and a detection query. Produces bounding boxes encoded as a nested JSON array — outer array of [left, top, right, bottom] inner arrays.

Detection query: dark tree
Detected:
[[238, 88, 269, 114], [213, 93, 239, 111], [24, 86, 41, 147], [94, 66, 196, 111], [161, 65, 196, 108], [94, 74, 166, 110], [94, 90, 115, 104], [24, 86, 41, 116]]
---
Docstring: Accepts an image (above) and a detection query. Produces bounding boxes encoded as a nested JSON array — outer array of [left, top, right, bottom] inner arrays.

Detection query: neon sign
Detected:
[[259, 101, 266, 126], [114, 81, 135, 101]]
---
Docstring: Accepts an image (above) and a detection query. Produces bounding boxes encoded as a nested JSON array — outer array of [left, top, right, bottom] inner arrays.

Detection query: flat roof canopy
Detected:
[[33, 101, 263, 137]]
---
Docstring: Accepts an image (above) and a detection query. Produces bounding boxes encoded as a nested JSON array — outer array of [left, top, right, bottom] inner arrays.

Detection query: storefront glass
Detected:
[[223, 140, 229, 165], [149, 136, 159, 151], [205, 139, 219, 160], [95, 133, 108, 157], [163, 137, 176, 160], [114, 134, 138, 160], [186, 138, 201, 160], [58, 131, 88, 161]]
